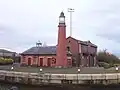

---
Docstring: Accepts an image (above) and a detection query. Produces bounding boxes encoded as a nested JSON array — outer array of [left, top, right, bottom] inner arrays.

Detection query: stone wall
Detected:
[[0, 70, 120, 85]]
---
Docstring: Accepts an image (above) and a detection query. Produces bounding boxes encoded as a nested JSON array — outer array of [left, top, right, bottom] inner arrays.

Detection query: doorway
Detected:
[[28, 58, 31, 65], [39, 58, 43, 66], [47, 58, 51, 67]]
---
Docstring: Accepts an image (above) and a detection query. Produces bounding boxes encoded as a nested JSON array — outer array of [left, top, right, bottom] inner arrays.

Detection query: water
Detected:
[[0, 82, 120, 90]]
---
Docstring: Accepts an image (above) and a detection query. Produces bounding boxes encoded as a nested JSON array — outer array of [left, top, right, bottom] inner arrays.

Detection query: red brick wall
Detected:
[[66, 37, 79, 55], [21, 55, 33, 65], [66, 37, 80, 67], [21, 55, 57, 67], [21, 55, 72, 67], [56, 24, 67, 66]]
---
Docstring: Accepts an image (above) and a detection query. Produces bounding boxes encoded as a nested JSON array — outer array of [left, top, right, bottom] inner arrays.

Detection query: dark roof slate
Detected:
[[79, 40, 97, 47], [0, 49, 15, 53], [0, 49, 16, 57], [21, 46, 56, 55], [67, 36, 97, 48]]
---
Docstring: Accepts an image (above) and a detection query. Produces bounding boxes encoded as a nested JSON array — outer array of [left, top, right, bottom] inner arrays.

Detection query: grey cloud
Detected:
[[97, 33, 120, 43], [0, 0, 120, 54]]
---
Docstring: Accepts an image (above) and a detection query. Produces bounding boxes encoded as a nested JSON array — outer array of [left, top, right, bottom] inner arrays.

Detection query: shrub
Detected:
[[98, 62, 115, 69], [97, 51, 120, 65], [0, 57, 13, 65]]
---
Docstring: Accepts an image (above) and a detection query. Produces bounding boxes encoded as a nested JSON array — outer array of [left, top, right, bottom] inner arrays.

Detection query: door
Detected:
[[90, 56, 94, 67], [39, 58, 43, 66], [47, 58, 51, 67], [28, 58, 31, 65]]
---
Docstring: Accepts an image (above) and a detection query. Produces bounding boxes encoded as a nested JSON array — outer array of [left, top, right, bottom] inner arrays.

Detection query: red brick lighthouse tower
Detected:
[[56, 12, 67, 67]]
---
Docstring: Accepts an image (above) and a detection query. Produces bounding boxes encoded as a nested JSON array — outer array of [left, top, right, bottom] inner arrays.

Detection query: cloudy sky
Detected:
[[0, 0, 120, 55]]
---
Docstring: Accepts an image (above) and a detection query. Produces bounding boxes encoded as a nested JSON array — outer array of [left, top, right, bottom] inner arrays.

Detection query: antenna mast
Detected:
[[68, 8, 74, 37]]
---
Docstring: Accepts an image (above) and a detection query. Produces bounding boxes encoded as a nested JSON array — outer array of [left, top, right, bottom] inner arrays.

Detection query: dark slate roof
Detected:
[[21, 46, 56, 55], [67, 36, 97, 48], [0, 49, 15, 53], [79, 40, 97, 47], [0, 49, 16, 57]]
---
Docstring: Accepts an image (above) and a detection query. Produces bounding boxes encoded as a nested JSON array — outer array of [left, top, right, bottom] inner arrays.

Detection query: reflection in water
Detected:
[[0, 83, 120, 90]]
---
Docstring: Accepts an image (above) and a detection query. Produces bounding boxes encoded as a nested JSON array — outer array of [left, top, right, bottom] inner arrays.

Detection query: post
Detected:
[[77, 68, 80, 84], [90, 74, 93, 84], [39, 68, 43, 83], [11, 66, 14, 71], [48, 73, 51, 83], [68, 8, 74, 37], [115, 67, 119, 83]]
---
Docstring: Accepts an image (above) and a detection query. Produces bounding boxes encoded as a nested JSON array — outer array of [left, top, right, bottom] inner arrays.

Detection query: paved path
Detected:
[[0, 64, 119, 74]]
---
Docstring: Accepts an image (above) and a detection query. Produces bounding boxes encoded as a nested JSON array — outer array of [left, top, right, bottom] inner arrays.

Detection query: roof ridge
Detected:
[[67, 36, 97, 47], [67, 36, 79, 41], [0, 49, 15, 53]]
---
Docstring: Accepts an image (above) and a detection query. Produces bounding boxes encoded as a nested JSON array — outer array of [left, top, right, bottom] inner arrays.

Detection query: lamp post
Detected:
[[78, 68, 81, 73], [11, 66, 14, 71], [77, 68, 80, 84], [39, 68, 43, 77], [39, 68, 43, 83], [116, 67, 119, 72], [39, 68, 43, 72], [68, 8, 74, 37], [39, 68, 43, 76]]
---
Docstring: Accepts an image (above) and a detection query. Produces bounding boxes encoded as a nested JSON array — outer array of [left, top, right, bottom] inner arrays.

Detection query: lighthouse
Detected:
[[56, 12, 67, 67]]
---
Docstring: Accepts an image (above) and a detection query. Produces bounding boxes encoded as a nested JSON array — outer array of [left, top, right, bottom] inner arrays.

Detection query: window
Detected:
[[51, 57, 56, 64], [78, 44, 81, 53], [67, 46, 70, 51], [28, 58, 31, 65], [39, 58, 43, 66]]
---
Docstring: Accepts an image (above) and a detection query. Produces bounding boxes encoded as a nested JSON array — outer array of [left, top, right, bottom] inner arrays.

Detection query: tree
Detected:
[[97, 51, 120, 65]]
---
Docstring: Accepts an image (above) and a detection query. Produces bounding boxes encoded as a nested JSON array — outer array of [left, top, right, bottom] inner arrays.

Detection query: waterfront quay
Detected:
[[0, 64, 119, 74], [0, 69, 120, 86]]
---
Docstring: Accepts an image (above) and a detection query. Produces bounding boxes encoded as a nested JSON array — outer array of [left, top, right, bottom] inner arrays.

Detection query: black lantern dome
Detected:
[[59, 12, 65, 24]]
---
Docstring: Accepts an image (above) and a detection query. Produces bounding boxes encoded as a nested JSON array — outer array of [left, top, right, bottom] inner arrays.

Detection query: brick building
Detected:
[[21, 12, 72, 67], [66, 37, 97, 67], [0, 49, 20, 63], [20, 12, 97, 67], [0, 49, 16, 58]]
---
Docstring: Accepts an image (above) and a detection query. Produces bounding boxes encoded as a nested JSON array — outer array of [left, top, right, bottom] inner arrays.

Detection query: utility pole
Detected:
[[68, 8, 74, 37]]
